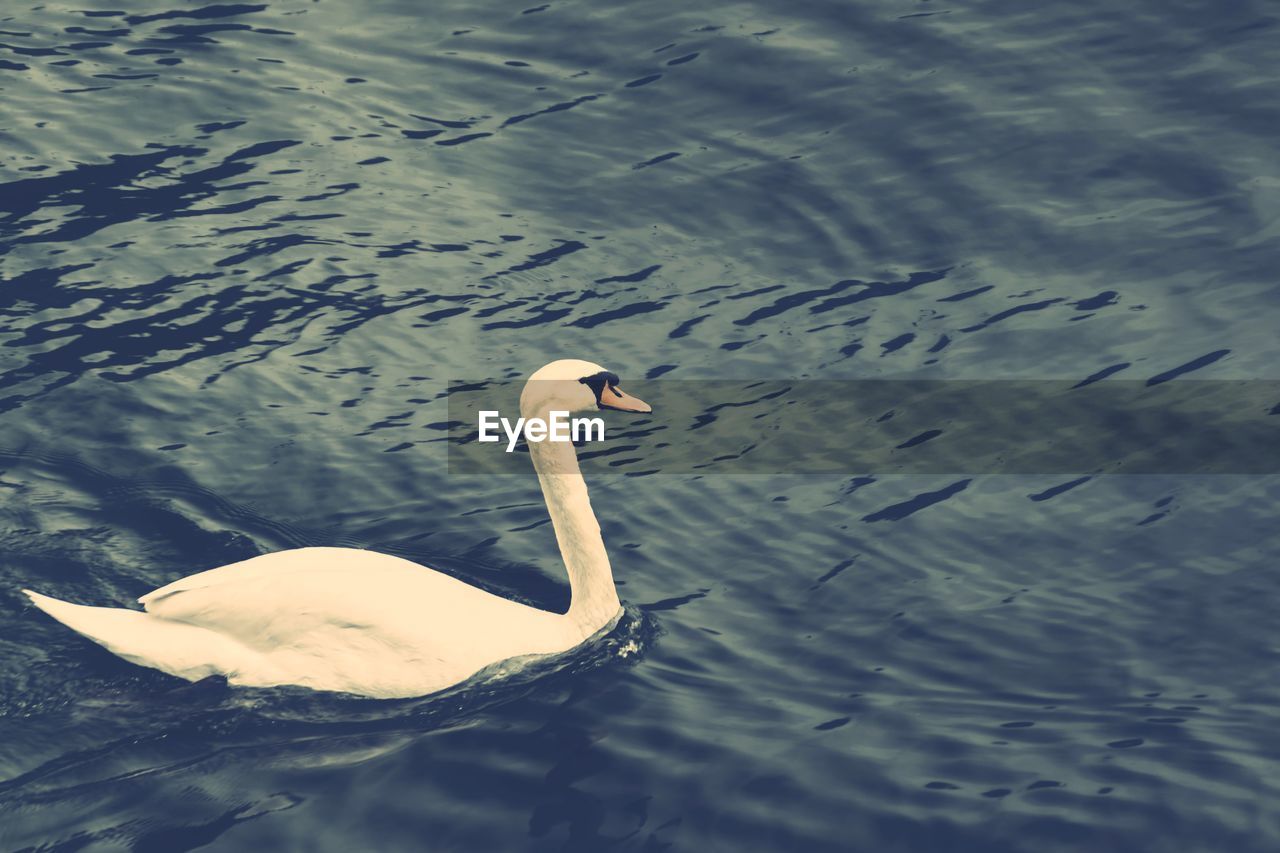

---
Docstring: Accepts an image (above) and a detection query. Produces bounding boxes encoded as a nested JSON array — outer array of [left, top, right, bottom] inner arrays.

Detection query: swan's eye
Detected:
[[578, 370, 620, 403]]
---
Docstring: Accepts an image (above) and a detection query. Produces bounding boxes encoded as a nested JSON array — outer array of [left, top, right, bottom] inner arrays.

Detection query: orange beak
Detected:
[[599, 384, 651, 413]]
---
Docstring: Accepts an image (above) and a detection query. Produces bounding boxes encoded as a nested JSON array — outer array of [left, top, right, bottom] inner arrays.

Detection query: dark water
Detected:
[[2, 0, 1279, 850]]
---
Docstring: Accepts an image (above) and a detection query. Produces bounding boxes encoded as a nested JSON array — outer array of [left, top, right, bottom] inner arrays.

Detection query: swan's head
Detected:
[[521, 359, 652, 416]]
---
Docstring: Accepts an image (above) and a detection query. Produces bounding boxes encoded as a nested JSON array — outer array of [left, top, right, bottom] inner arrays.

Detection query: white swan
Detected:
[[22, 359, 651, 699]]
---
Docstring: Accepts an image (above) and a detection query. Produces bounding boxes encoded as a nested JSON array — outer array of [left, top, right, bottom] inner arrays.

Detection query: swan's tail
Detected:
[[22, 589, 240, 682]]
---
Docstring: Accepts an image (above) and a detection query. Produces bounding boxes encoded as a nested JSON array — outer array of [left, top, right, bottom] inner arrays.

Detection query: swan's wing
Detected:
[[136, 546, 564, 696], [142, 547, 505, 649], [139, 546, 381, 608]]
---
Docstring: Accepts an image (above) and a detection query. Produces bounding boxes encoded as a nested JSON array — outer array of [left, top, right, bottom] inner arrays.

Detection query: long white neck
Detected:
[[525, 408, 621, 640]]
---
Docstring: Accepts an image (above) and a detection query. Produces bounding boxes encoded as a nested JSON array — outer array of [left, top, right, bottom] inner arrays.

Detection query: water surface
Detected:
[[2, 0, 1279, 850]]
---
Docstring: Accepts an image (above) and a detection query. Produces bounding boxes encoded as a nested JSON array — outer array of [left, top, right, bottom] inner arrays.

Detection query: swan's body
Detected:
[[26, 547, 604, 698], [23, 359, 651, 699]]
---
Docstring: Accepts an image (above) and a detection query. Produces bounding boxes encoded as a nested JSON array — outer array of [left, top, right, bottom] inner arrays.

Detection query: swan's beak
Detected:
[[599, 384, 651, 414]]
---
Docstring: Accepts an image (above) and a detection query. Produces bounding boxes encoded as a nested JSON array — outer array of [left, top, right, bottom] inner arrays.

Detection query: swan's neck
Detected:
[[526, 410, 621, 639]]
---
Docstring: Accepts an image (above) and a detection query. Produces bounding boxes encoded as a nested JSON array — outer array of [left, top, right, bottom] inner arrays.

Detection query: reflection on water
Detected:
[[3, 0, 1280, 850]]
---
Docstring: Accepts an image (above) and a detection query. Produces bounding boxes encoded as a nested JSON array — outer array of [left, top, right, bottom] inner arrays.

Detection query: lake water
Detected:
[[2, 1, 1279, 851]]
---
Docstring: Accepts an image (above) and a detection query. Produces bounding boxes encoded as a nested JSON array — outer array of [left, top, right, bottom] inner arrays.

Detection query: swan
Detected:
[[22, 359, 652, 699]]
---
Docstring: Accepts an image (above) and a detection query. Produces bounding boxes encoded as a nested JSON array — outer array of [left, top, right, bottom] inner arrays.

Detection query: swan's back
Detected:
[[139, 546, 416, 607]]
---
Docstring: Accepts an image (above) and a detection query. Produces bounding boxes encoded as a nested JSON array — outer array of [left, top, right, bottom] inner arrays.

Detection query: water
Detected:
[[2, 0, 1279, 850]]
